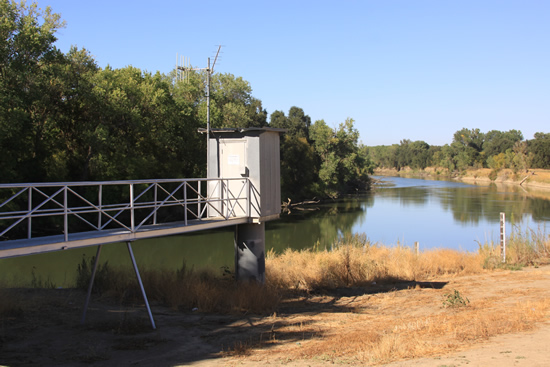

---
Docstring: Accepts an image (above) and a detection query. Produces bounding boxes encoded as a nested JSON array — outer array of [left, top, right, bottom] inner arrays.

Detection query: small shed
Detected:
[[202, 127, 285, 221]]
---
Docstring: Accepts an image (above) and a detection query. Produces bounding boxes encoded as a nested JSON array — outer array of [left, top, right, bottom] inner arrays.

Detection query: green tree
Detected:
[[528, 132, 550, 169], [269, 106, 310, 138], [409, 140, 431, 169], [0, 0, 65, 182], [310, 118, 371, 196], [279, 136, 318, 201], [482, 130, 523, 162], [451, 128, 485, 169]]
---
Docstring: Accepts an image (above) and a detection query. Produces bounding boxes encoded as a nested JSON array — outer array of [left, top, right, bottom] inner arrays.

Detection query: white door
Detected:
[[220, 140, 247, 217]]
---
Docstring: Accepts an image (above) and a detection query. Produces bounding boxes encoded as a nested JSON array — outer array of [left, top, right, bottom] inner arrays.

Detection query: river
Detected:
[[1, 176, 549, 287]]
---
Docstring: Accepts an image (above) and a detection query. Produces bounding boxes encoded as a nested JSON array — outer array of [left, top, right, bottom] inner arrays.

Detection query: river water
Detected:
[[1, 176, 549, 287]]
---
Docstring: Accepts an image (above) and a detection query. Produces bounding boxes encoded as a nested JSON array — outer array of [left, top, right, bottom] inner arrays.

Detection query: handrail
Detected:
[[0, 178, 250, 242]]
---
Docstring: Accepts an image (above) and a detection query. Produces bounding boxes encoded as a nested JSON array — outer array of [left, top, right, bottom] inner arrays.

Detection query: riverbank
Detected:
[[2, 233, 550, 366], [374, 167, 550, 190], [2, 263, 550, 366]]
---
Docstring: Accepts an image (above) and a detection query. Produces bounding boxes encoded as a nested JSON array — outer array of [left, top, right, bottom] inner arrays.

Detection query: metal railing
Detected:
[[0, 178, 250, 242]]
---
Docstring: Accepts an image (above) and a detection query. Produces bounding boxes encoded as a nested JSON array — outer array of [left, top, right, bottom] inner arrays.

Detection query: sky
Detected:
[[34, 0, 550, 146]]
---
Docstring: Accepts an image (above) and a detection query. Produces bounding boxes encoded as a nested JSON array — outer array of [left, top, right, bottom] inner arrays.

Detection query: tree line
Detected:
[[367, 128, 550, 173], [0, 1, 373, 201]]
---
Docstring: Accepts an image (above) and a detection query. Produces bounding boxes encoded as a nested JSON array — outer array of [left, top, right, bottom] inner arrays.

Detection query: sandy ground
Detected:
[[2, 266, 550, 367]]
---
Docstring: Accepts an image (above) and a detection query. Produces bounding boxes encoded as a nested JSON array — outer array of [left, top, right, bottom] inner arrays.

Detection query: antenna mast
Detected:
[[176, 45, 223, 175]]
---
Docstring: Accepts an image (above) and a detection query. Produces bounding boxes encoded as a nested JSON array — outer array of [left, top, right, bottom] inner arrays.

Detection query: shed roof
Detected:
[[198, 127, 286, 134]]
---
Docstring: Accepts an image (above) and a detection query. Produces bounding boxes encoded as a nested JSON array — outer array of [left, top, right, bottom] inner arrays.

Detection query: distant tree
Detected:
[[269, 107, 310, 139], [528, 132, 550, 169], [279, 136, 318, 200], [482, 130, 523, 161], [451, 128, 485, 169], [409, 140, 431, 169], [310, 118, 371, 196]]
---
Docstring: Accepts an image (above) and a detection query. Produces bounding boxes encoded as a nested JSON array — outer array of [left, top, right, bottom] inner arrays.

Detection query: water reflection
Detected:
[[359, 177, 549, 249]]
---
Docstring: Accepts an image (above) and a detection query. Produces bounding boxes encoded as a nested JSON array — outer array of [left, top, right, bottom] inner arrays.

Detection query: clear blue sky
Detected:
[[35, 0, 549, 146]]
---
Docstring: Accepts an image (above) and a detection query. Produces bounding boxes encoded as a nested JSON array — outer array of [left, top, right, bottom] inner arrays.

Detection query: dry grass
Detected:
[[73, 262, 281, 315], [50, 230, 550, 317], [479, 225, 550, 269], [266, 234, 486, 292], [291, 297, 550, 364]]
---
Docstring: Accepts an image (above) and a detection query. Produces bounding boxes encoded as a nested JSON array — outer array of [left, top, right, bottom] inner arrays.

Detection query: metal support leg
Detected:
[[81, 245, 102, 324], [234, 222, 266, 283], [126, 241, 156, 330]]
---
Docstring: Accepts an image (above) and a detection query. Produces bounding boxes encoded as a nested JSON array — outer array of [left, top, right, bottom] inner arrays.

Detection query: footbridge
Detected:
[[0, 177, 259, 259], [0, 127, 284, 329]]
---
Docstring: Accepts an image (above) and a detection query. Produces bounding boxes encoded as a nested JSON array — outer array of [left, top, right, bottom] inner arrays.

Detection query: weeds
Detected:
[[30, 267, 56, 289], [479, 225, 549, 268], [75, 255, 113, 294], [442, 289, 470, 308]]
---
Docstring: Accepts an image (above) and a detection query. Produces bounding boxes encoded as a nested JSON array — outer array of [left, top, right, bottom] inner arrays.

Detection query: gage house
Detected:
[[204, 127, 285, 283]]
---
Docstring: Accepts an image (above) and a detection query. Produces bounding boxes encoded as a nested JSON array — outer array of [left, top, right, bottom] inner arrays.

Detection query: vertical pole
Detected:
[[153, 183, 158, 225], [247, 179, 250, 218], [500, 212, 506, 263], [201, 180, 208, 220], [98, 185, 102, 230], [81, 245, 102, 324], [27, 187, 32, 239], [130, 184, 135, 232], [206, 57, 211, 180], [64, 186, 68, 242], [127, 241, 156, 330], [184, 182, 188, 225], [414, 241, 419, 255], [225, 179, 229, 219]]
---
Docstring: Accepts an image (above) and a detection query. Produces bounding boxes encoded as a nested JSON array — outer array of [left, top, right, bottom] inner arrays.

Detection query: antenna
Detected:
[[211, 45, 222, 73], [175, 53, 190, 83], [175, 45, 223, 176]]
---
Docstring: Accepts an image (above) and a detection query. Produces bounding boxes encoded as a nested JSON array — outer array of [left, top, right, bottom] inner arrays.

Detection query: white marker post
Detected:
[[500, 212, 506, 263]]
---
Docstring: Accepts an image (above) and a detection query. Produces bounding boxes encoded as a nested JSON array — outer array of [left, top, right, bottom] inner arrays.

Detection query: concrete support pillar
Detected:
[[234, 222, 265, 283]]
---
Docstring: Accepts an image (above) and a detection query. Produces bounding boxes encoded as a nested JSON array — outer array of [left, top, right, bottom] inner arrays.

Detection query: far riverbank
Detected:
[[374, 166, 550, 190]]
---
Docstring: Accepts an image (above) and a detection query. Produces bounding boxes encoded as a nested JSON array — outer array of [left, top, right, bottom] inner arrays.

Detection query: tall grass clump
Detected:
[[507, 225, 549, 265], [76, 259, 280, 315], [478, 225, 550, 268], [266, 234, 485, 292]]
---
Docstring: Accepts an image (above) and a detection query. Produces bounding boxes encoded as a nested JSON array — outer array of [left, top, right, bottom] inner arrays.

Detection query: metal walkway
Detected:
[[0, 178, 253, 259], [1, 178, 257, 329]]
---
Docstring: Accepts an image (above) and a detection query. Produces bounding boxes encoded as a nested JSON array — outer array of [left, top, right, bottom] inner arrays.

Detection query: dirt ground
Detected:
[[2, 266, 550, 367]]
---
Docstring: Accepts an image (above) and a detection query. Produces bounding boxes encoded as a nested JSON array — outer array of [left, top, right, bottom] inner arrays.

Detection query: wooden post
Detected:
[[414, 241, 419, 255], [500, 212, 506, 263]]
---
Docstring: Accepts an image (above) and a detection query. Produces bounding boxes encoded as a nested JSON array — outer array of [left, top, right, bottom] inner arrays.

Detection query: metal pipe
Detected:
[[130, 184, 134, 232], [153, 183, 158, 225], [27, 187, 32, 239], [207, 57, 211, 181], [98, 185, 102, 230], [81, 245, 102, 324], [64, 186, 68, 242], [184, 182, 188, 225], [126, 241, 156, 329]]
